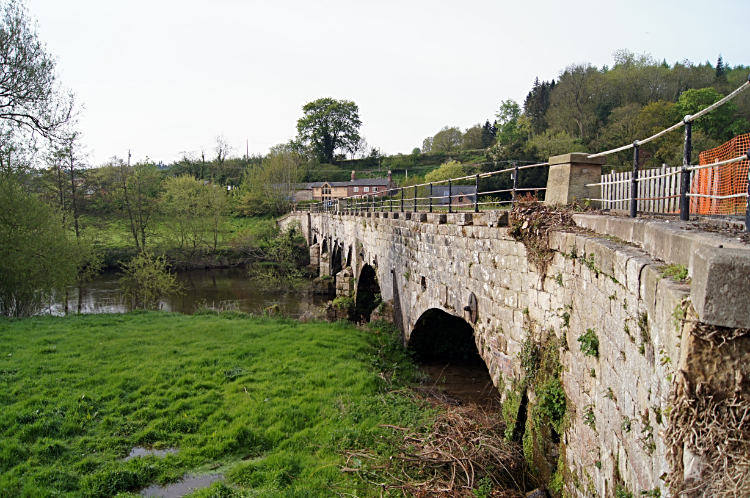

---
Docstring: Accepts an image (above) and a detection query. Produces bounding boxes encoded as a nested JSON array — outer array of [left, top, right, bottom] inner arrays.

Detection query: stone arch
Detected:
[[354, 264, 381, 322], [408, 308, 477, 360], [313, 234, 318, 245], [346, 245, 352, 268], [332, 242, 344, 276], [321, 238, 328, 253]]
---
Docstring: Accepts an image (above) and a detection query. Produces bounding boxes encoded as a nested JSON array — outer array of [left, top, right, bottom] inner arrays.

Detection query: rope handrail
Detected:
[[308, 160, 550, 210], [686, 192, 748, 200], [687, 80, 750, 123], [687, 154, 748, 171], [586, 168, 684, 187]]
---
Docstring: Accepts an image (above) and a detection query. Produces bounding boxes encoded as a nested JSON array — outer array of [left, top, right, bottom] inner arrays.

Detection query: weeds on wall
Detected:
[[578, 329, 600, 358], [508, 198, 584, 277]]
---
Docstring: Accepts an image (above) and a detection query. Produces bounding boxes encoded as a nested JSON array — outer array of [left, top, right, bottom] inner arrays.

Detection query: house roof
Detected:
[[306, 178, 392, 188], [436, 185, 477, 204]]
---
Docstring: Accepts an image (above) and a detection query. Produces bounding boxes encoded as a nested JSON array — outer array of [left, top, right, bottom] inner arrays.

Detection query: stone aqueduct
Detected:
[[278, 154, 750, 498]]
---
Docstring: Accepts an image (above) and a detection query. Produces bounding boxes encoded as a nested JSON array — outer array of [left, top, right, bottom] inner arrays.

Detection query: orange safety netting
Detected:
[[691, 133, 750, 215]]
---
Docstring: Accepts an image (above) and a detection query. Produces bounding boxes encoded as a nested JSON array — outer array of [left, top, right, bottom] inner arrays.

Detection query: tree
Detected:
[[495, 100, 525, 147], [119, 251, 182, 310], [296, 97, 361, 164], [461, 124, 484, 150], [481, 120, 497, 148], [547, 63, 601, 139], [424, 161, 468, 184], [0, 0, 74, 138], [524, 78, 555, 135], [0, 171, 80, 316], [715, 55, 726, 82], [161, 175, 212, 257], [431, 126, 462, 152], [422, 136, 433, 153], [237, 146, 305, 216], [677, 87, 748, 142]]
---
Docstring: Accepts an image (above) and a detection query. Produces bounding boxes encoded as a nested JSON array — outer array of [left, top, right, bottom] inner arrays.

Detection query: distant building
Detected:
[[309, 171, 396, 202], [436, 185, 477, 207]]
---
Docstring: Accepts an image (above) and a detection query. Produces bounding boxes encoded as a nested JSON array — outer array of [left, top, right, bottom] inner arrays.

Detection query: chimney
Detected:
[[387, 170, 392, 182], [351, 170, 356, 181]]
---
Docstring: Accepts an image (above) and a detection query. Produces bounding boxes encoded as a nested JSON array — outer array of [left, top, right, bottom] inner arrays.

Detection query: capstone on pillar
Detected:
[[544, 153, 606, 207]]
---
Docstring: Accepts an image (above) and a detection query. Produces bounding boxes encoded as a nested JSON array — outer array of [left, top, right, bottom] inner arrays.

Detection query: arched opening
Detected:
[[409, 309, 477, 360], [409, 308, 499, 408], [331, 243, 343, 276], [346, 245, 352, 268], [321, 239, 328, 254], [354, 265, 380, 322], [313, 234, 318, 245]]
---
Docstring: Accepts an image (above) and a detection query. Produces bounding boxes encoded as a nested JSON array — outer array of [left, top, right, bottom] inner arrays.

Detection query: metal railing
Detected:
[[584, 75, 750, 231], [305, 161, 549, 215]]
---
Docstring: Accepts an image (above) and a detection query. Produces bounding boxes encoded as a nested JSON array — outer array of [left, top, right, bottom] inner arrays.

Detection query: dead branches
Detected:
[[665, 375, 750, 498], [343, 398, 535, 497]]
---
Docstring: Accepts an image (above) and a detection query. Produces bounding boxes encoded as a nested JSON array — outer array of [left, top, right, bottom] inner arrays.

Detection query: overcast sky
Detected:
[[26, 0, 750, 166]]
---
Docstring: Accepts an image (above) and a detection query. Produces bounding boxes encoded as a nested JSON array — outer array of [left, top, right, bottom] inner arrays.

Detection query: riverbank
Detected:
[[0, 312, 432, 497]]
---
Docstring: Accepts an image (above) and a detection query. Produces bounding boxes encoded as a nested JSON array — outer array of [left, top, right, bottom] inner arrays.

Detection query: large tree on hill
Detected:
[[296, 97, 361, 164]]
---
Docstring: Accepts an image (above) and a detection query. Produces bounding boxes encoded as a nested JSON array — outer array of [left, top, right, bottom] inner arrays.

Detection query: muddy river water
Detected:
[[419, 354, 502, 409], [50, 268, 326, 316]]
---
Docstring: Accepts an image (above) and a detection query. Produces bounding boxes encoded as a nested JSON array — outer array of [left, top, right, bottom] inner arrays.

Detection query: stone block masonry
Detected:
[[285, 209, 749, 498]]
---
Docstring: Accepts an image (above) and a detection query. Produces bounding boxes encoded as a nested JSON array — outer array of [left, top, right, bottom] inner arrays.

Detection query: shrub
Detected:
[[578, 329, 599, 358], [119, 251, 183, 310]]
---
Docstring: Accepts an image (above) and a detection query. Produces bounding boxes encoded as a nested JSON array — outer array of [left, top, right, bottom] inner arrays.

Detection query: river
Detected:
[[49, 268, 327, 317]]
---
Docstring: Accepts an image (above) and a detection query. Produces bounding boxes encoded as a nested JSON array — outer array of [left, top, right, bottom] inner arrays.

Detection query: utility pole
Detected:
[[246, 139, 249, 161], [128, 149, 131, 167]]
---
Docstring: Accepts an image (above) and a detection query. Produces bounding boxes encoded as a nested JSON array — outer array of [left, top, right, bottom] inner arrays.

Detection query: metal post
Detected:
[[746, 149, 750, 233], [429, 183, 433, 213], [474, 173, 479, 213], [390, 189, 393, 212], [680, 119, 692, 221], [511, 162, 519, 208], [448, 180, 452, 213], [400, 188, 404, 212], [413, 185, 417, 212], [630, 141, 639, 218]]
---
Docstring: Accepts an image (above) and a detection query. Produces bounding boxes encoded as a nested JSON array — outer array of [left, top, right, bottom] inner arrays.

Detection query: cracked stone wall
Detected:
[[284, 210, 731, 497]]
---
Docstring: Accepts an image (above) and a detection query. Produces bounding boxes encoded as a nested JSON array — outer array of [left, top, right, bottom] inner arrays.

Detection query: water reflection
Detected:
[[419, 355, 501, 410], [49, 268, 326, 317], [140, 474, 223, 498]]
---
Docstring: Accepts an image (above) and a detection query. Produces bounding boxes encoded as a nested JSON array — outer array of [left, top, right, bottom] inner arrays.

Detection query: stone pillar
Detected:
[[335, 267, 355, 298], [309, 243, 320, 273], [544, 153, 605, 207]]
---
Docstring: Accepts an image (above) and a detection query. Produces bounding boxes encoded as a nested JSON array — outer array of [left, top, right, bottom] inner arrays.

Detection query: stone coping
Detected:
[[573, 214, 750, 329]]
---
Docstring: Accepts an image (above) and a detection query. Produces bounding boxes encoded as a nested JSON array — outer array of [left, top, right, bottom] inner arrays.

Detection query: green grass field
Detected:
[[0, 312, 430, 497]]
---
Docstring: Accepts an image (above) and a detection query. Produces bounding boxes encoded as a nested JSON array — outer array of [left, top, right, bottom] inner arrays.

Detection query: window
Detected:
[[364, 187, 369, 192], [353, 187, 359, 192], [372, 187, 378, 192], [458, 196, 464, 202]]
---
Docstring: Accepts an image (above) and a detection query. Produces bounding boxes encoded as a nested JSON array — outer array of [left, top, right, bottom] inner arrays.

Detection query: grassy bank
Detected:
[[0, 312, 430, 497]]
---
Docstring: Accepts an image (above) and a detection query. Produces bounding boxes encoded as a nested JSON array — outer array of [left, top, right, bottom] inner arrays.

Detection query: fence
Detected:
[[599, 165, 683, 213], [691, 133, 750, 216], [585, 76, 750, 228], [305, 161, 550, 214]]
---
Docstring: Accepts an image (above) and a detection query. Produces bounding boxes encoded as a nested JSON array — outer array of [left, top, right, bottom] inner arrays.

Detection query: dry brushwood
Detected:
[[343, 396, 536, 497], [665, 373, 750, 498], [691, 322, 750, 347], [508, 197, 591, 276]]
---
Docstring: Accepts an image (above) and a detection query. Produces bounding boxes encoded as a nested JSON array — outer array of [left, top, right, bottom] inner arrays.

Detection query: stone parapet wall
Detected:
[[285, 210, 748, 497]]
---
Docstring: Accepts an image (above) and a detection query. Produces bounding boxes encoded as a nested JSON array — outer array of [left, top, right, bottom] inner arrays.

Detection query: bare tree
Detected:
[[0, 0, 75, 138]]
